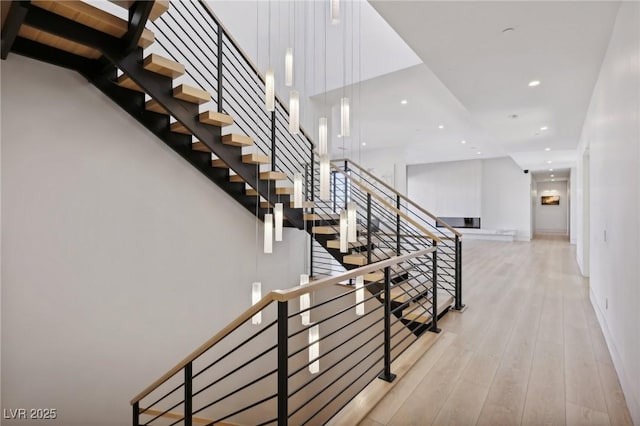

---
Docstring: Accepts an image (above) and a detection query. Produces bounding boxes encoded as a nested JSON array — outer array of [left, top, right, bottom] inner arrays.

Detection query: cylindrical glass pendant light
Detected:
[[293, 173, 303, 208], [347, 202, 357, 243], [339, 209, 348, 253], [264, 213, 273, 253], [289, 90, 300, 134], [274, 203, 283, 242], [300, 274, 310, 325], [308, 324, 320, 374], [355, 276, 365, 316], [252, 282, 262, 325], [265, 68, 275, 112], [285, 48, 293, 87], [318, 117, 328, 156], [319, 155, 330, 200], [330, 0, 340, 25], [340, 97, 350, 137]]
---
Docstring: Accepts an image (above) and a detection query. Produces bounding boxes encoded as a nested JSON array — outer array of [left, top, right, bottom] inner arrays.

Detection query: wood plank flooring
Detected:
[[361, 238, 633, 426]]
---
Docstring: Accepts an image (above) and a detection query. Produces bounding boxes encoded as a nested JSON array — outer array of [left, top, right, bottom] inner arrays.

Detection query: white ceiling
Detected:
[[321, 0, 620, 171]]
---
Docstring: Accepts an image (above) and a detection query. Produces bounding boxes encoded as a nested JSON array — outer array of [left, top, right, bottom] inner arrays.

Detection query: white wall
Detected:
[[576, 2, 640, 423], [534, 181, 569, 234], [481, 157, 532, 241], [407, 157, 531, 240], [1, 55, 306, 425]]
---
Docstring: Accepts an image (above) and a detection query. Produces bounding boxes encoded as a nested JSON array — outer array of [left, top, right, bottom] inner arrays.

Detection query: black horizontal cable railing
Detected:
[[131, 248, 438, 426], [332, 160, 464, 310]]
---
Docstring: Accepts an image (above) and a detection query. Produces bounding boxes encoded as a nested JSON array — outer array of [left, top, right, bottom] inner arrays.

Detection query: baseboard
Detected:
[[589, 288, 640, 424]]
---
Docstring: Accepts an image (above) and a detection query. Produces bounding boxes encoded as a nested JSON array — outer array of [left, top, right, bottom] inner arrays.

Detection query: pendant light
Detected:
[[330, 0, 340, 25], [264, 213, 273, 253], [293, 173, 303, 208], [289, 90, 300, 134], [340, 97, 350, 137], [347, 202, 357, 242], [252, 282, 262, 325], [339, 209, 348, 253], [300, 274, 311, 326], [285, 48, 293, 87], [308, 324, 320, 374], [274, 203, 283, 241], [318, 117, 328, 156], [319, 155, 330, 200], [355, 276, 365, 316], [265, 69, 275, 112]]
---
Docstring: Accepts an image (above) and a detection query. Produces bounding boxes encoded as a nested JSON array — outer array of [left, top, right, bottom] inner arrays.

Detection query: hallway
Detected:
[[361, 239, 633, 425]]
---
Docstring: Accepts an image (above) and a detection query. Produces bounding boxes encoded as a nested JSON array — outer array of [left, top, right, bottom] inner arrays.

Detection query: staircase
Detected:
[[1, 1, 464, 424]]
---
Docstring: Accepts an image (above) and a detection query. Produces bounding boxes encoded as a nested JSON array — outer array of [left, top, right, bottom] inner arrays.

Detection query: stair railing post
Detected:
[[271, 111, 276, 172], [184, 362, 193, 426], [132, 401, 139, 426], [430, 241, 441, 333], [454, 235, 465, 311], [216, 21, 223, 113], [277, 301, 289, 426], [396, 195, 401, 256], [366, 193, 372, 265], [378, 266, 396, 382]]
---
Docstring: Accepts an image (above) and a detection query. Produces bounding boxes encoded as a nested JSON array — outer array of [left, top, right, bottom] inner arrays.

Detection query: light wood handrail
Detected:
[[131, 247, 435, 405], [332, 158, 462, 237], [330, 164, 442, 243]]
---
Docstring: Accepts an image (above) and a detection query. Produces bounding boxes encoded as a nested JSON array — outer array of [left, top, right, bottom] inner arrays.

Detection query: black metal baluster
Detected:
[[185, 363, 193, 426], [396, 195, 401, 256], [430, 243, 441, 333], [378, 266, 396, 382], [277, 301, 289, 426], [367, 194, 372, 265], [132, 401, 139, 426], [217, 23, 223, 112]]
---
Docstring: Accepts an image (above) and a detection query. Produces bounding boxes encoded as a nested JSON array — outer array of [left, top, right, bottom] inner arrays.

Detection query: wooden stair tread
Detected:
[[199, 111, 234, 127], [327, 332, 441, 426], [222, 134, 253, 147], [312, 226, 338, 235], [211, 159, 228, 168], [173, 84, 211, 104], [192, 141, 211, 153], [291, 201, 315, 208], [242, 153, 270, 165], [343, 248, 397, 266], [325, 237, 373, 250], [31, 0, 154, 48], [403, 294, 454, 322], [170, 121, 191, 135], [260, 201, 274, 209], [304, 213, 339, 221], [259, 171, 287, 181], [379, 281, 429, 303], [246, 188, 258, 196], [18, 24, 102, 59], [275, 187, 294, 195], [143, 54, 185, 78], [116, 74, 144, 92], [145, 99, 169, 115], [108, 0, 170, 22], [229, 174, 244, 183], [363, 265, 409, 283]]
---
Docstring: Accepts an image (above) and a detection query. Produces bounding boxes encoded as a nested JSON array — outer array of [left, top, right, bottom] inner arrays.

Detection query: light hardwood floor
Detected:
[[360, 238, 633, 426]]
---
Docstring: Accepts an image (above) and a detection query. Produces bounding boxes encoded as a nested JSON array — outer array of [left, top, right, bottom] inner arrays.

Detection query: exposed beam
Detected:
[[1, 1, 29, 59]]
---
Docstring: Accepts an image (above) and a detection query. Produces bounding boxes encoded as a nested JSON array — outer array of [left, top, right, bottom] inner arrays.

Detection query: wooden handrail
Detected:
[[330, 164, 442, 243], [130, 247, 435, 405], [333, 158, 462, 237]]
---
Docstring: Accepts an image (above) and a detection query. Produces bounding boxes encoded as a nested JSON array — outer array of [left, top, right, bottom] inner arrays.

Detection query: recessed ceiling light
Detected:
[[540, 126, 548, 131], [509, 114, 519, 119], [438, 124, 444, 129], [361, 142, 366, 146], [550, 174, 555, 177], [545, 147, 551, 151], [549, 168, 554, 172], [400, 99, 408, 105], [476, 151, 482, 155], [551, 179, 555, 182], [528, 80, 541, 87], [547, 160, 553, 164], [461, 140, 467, 144]]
